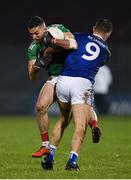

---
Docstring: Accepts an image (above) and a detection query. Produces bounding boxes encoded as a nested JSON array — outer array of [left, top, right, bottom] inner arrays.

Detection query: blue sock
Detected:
[[48, 145, 57, 161], [69, 151, 78, 164]]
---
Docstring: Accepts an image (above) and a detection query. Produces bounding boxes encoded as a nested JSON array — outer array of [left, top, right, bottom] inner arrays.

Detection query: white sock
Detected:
[[42, 141, 49, 147]]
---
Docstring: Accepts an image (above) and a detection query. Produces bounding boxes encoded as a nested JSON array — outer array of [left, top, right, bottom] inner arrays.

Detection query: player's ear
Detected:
[[105, 32, 111, 40], [93, 26, 96, 33]]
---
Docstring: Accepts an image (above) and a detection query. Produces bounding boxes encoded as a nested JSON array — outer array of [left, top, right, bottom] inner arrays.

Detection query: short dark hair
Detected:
[[95, 19, 113, 33], [28, 16, 45, 29]]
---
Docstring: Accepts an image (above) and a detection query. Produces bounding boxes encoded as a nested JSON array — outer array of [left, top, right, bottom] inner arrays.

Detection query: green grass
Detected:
[[0, 115, 131, 178]]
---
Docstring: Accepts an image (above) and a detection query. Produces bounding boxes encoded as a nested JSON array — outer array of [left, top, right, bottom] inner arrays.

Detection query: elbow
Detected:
[[28, 67, 37, 81], [29, 75, 34, 81], [29, 72, 36, 81]]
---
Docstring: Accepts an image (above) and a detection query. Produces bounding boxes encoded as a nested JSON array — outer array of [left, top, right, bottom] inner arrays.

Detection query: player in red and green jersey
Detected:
[[27, 16, 77, 157], [28, 23, 75, 79]]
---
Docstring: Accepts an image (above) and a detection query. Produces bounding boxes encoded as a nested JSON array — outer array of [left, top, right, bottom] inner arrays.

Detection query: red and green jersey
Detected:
[[27, 24, 70, 76]]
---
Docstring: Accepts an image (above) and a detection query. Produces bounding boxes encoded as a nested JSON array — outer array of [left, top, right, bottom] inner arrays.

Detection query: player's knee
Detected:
[[36, 103, 47, 114]]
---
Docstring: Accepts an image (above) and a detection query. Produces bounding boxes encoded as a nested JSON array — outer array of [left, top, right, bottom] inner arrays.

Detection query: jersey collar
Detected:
[[93, 33, 103, 40]]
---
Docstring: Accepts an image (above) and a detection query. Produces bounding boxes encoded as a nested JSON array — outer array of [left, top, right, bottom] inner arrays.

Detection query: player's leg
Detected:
[[49, 76, 72, 146], [88, 107, 101, 143], [65, 104, 91, 171], [41, 101, 71, 170], [41, 76, 91, 170], [89, 107, 98, 128], [50, 102, 71, 146], [41, 76, 73, 170], [61, 77, 93, 170], [88, 92, 101, 143], [32, 80, 56, 157]]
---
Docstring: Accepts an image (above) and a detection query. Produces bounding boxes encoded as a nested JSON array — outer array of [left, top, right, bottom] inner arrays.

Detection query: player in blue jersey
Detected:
[[41, 19, 113, 171]]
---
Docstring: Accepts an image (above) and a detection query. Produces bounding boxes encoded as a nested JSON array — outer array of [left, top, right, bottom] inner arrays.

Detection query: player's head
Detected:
[[93, 19, 113, 41], [28, 16, 47, 41]]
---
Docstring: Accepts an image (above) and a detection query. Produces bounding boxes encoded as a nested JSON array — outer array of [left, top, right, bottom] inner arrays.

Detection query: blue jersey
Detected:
[[61, 33, 111, 84]]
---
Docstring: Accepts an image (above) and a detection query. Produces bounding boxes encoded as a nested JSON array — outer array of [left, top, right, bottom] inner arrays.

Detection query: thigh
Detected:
[[70, 77, 93, 106], [56, 76, 70, 103], [72, 104, 92, 128], [37, 81, 56, 108]]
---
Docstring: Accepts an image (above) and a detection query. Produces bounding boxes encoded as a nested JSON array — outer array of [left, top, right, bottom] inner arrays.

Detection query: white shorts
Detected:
[[46, 76, 58, 86], [56, 76, 94, 106]]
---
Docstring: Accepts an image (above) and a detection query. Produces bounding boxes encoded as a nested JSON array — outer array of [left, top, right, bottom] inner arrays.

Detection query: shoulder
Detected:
[[28, 40, 39, 51], [27, 41, 40, 59], [73, 32, 89, 41], [74, 32, 90, 37]]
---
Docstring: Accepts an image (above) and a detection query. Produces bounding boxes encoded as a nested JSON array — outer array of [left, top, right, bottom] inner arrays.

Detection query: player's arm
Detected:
[[44, 47, 58, 56], [43, 31, 78, 50], [54, 32, 77, 49], [28, 56, 53, 80], [28, 59, 40, 81], [43, 46, 64, 57], [27, 42, 51, 81], [28, 43, 40, 80]]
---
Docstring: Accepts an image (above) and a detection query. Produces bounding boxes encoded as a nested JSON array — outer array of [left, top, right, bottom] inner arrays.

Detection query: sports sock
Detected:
[[69, 151, 78, 164], [48, 144, 57, 161], [41, 132, 49, 147], [89, 119, 98, 128]]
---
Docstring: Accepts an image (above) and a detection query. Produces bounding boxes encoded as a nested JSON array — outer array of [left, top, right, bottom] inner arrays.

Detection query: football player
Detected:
[[41, 19, 113, 170]]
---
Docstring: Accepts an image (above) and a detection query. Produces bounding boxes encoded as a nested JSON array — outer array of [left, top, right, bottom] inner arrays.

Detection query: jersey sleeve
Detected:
[[27, 41, 38, 61]]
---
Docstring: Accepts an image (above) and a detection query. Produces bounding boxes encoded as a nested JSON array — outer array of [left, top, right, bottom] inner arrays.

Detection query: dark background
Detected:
[[1, 0, 131, 44], [0, 0, 131, 115]]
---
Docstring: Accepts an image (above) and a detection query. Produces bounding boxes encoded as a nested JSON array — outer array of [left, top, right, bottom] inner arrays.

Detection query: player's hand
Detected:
[[39, 56, 53, 68], [35, 56, 53, 69], [43, 31, 55, 46]]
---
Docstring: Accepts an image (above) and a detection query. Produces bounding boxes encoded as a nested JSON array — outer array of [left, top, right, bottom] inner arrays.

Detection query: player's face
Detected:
[[28, 25, 47, 41]]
